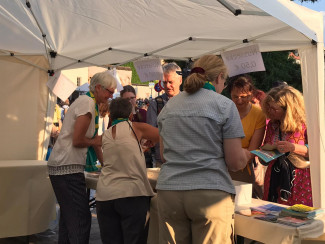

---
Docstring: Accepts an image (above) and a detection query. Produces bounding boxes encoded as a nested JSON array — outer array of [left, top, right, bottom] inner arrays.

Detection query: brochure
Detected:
[[277, 216, 314, 227], [251, 148, 284, 163], [254, 215, 278, 223], [250, 204, 287, 216], [280, 208, 324, 219]]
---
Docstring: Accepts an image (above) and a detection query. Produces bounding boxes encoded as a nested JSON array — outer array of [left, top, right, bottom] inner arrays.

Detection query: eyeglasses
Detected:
[[222, 76, 229, 88], [102, 86, 115, 95], [267, 106, 283, 112], [231, 95, 251, 100]]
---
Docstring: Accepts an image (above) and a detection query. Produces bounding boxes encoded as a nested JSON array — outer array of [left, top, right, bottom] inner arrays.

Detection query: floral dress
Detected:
[[262, 121, 312, 207]]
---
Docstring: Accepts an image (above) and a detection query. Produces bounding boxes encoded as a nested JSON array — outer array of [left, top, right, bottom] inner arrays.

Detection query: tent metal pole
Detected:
[[115, 38, 192, 66], [216, 0, 269, 16], [109, 48, 144, 56], [241, 10, 270, 16], [194, 26, 292, 57], [41, 90, 56, 161], [25, 0, 53, 69], [25, 1, 53, 50], [146, 37, 192, 55], [79, 49, 112, 61], [11, 55, 48, 73]]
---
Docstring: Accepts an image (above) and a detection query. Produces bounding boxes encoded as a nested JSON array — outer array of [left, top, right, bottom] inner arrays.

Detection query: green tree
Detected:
[[122, 62, 143, 84], [249, 51, 302, 92]]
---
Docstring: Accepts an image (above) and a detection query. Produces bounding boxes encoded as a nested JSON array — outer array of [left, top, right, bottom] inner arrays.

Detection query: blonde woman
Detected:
[[261, 85, 311, 206]]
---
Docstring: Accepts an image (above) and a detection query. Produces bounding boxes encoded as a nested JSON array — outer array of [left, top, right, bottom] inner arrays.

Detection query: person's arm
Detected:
[[133, 122, 159, 144], [224, 138, 250, 172], [276, 141, 308, 157], [72, 113, 102, 148], [93, 144, 103, 166], [247, 126, 266, 160], [146, 100, 157, 127], [159, 136, 165, 163]]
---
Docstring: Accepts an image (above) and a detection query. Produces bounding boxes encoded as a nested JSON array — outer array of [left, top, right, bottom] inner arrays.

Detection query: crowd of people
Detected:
[[47, 55, 311, 244]]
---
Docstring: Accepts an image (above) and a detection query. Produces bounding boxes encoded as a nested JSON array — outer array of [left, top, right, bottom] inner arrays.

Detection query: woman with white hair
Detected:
[[48, 71, 116, 244]]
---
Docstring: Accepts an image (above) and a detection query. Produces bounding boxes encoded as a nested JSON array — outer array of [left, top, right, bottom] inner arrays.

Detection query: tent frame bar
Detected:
[[25, 0, 53, 69], [194, 25, 294, 57], [216, 0, 270, 16], [0, 50, 48, 72]]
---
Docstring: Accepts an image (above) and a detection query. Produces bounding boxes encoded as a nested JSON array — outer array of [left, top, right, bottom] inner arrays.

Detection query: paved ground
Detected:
[[0, 208, 261, 244], [0, 209, 101, 244]]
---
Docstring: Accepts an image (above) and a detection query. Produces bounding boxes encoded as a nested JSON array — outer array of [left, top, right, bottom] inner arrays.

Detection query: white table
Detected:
[[0, 160, 56, 238], [86, 170, 325, 243], [235, 199, 325, 244]]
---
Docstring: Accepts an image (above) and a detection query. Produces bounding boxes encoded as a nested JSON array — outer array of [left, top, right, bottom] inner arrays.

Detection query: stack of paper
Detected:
[[280, 205, 324, 219]]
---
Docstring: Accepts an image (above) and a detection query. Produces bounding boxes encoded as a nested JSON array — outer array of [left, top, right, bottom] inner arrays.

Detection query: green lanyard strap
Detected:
[[85, 92, 99, 172]]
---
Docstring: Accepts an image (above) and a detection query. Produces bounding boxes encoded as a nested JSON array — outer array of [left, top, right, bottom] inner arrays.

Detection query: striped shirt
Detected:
[[157, 89, 244, 194]]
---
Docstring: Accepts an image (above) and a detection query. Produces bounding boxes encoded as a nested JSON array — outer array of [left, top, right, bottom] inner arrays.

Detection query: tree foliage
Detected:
[[249, 51, 302, 93], [124, 51, 302, 94], [122, 62, 143, 84]]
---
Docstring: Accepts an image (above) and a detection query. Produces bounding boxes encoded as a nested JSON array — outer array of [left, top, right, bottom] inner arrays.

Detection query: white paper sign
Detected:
[[47, 71, 77, 101], [109, 68, 123, 92], [133, 58, 163, 82], [221, 44, 265, 77]]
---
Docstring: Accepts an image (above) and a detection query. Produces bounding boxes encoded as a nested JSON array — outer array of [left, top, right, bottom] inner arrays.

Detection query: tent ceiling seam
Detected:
[[55, 38, 193, 69], [216, 0, 270, 16], [12, 55, 47, 73], [25, 0, 54, 70], [194, 26, 299, 57]]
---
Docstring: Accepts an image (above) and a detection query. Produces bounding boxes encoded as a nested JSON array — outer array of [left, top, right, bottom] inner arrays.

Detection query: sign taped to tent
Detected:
[[221, 44, 265, 77]]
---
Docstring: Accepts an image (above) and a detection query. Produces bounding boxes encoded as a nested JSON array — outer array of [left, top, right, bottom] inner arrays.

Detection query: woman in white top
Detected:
[[96, 97, 159, 244], [47, 71, 116, 244]]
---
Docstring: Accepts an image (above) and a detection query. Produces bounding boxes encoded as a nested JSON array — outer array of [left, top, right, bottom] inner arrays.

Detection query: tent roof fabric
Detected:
[[0, 0, 322, 72], [1, 0, 325, 208]]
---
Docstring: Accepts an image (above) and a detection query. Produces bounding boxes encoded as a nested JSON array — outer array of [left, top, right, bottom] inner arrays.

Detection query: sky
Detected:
[[294, 0, 325, 12]]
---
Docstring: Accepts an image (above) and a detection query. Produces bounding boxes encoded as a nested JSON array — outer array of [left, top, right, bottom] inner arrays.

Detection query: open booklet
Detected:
[[250, 144, 284, 163]]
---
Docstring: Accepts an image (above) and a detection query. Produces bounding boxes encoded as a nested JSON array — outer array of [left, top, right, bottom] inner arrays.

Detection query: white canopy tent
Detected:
[[0, 0, 324, 207]]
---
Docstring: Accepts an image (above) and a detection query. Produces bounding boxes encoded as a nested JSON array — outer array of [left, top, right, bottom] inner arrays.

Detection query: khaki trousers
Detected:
[[157, 189, 235, 244]]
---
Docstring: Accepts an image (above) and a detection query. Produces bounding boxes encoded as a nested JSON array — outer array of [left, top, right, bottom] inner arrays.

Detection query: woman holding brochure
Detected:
[[227, 74, 266, 199], [260, 85, 311, 206]]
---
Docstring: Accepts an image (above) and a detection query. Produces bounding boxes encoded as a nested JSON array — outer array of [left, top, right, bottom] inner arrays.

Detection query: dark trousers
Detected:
[[96, 196, 151, 244], [50, 173, 91, 244]]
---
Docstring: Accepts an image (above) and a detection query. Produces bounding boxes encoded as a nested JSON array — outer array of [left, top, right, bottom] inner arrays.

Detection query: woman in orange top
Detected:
[[227, 74, 266, 198]]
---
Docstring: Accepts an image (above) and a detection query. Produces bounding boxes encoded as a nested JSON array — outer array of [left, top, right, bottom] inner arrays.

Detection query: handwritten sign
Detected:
[[47, 71, 77, 101], [221, 44, 265, 77], [133, 58, 163, 82], [109, 68, 122, 93]]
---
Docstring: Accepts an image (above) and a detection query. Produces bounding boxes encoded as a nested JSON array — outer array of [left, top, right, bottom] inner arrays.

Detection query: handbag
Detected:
[[252, 157, 265, 186], [287, 152, 310, 169]]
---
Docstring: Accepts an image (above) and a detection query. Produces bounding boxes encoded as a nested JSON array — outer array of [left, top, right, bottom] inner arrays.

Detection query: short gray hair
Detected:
[[89, 71, 117, 93], [162, 62, 181, 74]]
